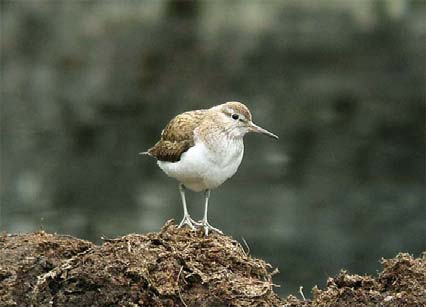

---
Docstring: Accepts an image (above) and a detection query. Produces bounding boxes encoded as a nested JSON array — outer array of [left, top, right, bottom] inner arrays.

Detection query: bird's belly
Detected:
[[157, 141, 243, 192]]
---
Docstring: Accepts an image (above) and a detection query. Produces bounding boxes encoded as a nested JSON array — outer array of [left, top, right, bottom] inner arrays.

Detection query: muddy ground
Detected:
[[1, 220, 425, 306]]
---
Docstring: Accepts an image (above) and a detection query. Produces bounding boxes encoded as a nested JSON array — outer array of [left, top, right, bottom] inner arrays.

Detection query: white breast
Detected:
[[157, 137, 244, 192]]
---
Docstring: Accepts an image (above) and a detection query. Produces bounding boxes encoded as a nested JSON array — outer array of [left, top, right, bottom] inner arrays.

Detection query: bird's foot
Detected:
[[178, 215, 201, 231], [200, 220, 223, 236]]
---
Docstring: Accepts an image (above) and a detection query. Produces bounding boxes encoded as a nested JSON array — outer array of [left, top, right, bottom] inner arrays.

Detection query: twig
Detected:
[[100, 236, 122, 242], [299, 286, 306, 301], [271, 267, 280, 276], [241, 237, 250, 255], [176, 266, 188, 307]]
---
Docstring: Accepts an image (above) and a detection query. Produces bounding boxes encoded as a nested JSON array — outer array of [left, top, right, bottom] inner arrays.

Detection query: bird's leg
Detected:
[[177, 184, 200, 230], [200, 189, 223, 236]]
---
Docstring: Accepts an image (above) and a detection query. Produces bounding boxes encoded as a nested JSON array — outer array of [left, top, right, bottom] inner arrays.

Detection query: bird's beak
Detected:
[[248, 122, 279, 139]]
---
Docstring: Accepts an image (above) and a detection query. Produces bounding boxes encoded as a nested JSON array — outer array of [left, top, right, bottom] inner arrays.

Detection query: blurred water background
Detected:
[[1, 0, 425, 297]]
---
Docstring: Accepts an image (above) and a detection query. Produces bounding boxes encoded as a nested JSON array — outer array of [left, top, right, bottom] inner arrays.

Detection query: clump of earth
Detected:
[[283, 253, 426, 306], [1, 220, 424, 306]]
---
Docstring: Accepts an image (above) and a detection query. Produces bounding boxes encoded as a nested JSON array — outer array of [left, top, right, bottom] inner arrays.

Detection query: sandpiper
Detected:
[[141, 101, 278, 235]]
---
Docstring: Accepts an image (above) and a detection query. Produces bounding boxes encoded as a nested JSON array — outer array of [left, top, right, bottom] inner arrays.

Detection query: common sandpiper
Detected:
[[142, 101, 278, 235]]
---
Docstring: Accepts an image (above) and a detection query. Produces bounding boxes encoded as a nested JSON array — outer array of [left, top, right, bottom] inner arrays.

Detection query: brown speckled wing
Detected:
[[147, 110, 206, 162]]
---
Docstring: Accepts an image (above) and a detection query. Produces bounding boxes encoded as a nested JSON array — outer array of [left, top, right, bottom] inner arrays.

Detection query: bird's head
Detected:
[[212, 101, 279, 140]]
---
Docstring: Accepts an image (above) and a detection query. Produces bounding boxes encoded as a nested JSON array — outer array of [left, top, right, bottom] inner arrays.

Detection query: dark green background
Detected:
[[1, 0, 425, 297]]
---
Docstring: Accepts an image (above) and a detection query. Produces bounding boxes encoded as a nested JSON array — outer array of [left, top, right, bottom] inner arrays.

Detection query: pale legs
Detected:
[[200, 189, 223, 236], [177, 184, 200, 230]]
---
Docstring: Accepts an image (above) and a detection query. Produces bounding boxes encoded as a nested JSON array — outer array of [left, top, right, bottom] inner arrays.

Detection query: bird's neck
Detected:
[[195, 126, 243, 166]]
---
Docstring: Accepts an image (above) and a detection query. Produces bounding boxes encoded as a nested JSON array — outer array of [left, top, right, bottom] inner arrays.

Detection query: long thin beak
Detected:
[[249, 122, 279, 139]]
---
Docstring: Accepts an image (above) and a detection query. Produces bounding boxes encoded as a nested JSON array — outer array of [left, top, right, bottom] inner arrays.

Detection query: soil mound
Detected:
[[283, 253, 426, 306], [1, 221, 425, 306], [1, 220, 282, 306], [0, 231, 93, 306]]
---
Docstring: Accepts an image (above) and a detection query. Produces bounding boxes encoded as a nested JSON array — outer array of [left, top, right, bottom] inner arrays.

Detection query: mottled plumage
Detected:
[[147, 110, 206, 162]]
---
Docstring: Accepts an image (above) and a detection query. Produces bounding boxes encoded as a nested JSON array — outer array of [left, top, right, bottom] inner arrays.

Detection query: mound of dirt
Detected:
[[283, 253, 426, 306], [1, 221, 282, 306], [0, 231, 93, 306], [1, 221, 425, 306]]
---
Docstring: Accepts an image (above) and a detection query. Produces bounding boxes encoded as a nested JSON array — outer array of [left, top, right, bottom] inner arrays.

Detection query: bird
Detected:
[[141, 101, 278, 235]]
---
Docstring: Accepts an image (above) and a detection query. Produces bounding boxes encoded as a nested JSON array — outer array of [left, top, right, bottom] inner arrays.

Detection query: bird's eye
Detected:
[[231, 114, 239, 120]]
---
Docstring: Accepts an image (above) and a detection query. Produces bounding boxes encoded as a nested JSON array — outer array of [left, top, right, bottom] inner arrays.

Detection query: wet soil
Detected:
[[1, 221, 425, 306]]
